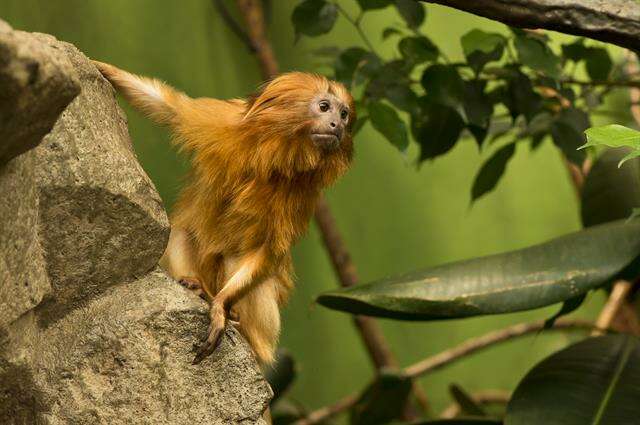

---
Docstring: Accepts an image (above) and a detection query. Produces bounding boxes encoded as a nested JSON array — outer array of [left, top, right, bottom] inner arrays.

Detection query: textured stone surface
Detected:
[[0, 23, 270, 424], [0, 270, 271, 425], [0, 22, 80, 165], [0, 30, 170, 327]]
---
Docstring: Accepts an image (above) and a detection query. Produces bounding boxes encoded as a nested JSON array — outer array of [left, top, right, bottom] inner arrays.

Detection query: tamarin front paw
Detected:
[[178, 277, 209, 302], [192, 301, 227, 364]]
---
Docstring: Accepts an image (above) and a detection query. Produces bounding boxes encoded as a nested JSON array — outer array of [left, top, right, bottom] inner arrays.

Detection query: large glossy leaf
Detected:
[[505, 335, 640, 425], [317, 220, 640, 320], [581, 148, 640, 227]]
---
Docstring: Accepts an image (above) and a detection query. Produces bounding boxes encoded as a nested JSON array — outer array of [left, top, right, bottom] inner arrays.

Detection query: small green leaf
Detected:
[[395, 0, 426, 28], [351, 369, 412, 425], [562, 39, 590, 62], [618, 149, 640, 168], [585, 47, 612, 80], [501, 71, 542, 122], [471, 143, 516, 201], [398, 36, 439, 65], [581, 124, 640, 150], [421, 64, 465, 108], [357, 0, 394, 10], [412, 99, 465, 161], [382, 27, 403, 40], [369, 101, 410, 151], [514, 32, 561, 78], [506, 335, 640, 425], [334, 47, 380, 87], [581, 148, 640, 227], [543, 294, 586, 329], [291, 0, 338, 37], [461, 29, 506, 73], [464, 80, 493, 146], [551, 107, 590, 165], [317, 219, 640, 320]]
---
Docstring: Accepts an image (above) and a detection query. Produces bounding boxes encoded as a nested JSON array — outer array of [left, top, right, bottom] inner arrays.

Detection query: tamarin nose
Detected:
[[330, 122, 336, 128]]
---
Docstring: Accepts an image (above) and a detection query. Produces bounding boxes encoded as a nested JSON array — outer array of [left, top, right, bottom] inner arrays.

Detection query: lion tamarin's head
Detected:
[[243, 72, 356, 182]]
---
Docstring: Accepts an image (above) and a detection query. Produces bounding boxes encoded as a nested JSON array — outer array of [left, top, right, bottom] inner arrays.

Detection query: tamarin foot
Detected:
[[178, 277, 209, 301], [192, 300, 227, 364]]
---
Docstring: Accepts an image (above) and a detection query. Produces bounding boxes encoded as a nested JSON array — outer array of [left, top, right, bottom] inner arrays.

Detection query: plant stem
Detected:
[[334, 2, 379, 56]]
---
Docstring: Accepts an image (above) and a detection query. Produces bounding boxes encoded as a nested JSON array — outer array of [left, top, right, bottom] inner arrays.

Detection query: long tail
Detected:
[[93, 60, 189, 126]]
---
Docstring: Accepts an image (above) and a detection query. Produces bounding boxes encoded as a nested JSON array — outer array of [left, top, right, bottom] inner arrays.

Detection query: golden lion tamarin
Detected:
[[93, 61, 355, 365]]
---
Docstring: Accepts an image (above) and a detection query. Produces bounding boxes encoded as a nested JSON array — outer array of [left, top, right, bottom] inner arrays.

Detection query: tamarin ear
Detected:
[[92, 60, 188, 126]]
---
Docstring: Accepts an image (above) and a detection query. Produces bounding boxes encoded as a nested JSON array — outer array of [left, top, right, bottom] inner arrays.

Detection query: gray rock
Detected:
[[0, 29, 170, 327], [0, 269, 272, 425], [0, 23, 80, 165]]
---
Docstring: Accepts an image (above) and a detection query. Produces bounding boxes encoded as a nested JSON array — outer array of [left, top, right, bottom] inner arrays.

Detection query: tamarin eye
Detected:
[[319, 101, 330, 112], [340, 109, 348, 120]]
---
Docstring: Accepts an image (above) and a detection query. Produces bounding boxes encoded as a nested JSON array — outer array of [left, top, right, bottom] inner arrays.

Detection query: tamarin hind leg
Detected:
[[160, 228, 211, 301], [234, 278, 281, 365]]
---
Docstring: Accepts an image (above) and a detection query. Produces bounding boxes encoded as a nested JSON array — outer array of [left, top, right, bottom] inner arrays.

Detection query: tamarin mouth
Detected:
[[310, 133, 340, 150]]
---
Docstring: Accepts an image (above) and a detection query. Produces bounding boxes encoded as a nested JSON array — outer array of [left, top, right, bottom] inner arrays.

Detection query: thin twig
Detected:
[[592, 280, 633, 336], [294, 319, 596, 425], [333, 2, 379, 56], [212, 0, 257, 52]]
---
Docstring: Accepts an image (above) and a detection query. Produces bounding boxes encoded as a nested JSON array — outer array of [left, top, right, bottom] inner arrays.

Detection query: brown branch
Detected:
[[234, 0, 278, 78], [218, 0, 428, 415], [294, 319, 595, 425], [592, 280, 633, 336], [419, 0, 640, 52], [212, 0, 256, 53]]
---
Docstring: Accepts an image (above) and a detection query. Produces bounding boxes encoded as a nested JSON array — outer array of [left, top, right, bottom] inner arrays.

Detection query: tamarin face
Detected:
[[308, 92, 351, 151]]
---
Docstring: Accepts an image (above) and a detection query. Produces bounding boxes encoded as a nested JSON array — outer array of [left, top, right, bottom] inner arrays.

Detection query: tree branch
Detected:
[[419, 0, 640, 51], [294, 319, 595, 425], [592, 280, 633, 336]]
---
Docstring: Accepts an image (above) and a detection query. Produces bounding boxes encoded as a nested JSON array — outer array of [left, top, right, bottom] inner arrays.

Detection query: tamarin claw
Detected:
[[178, 278, 209, 302], [192, 302, 228, 364]]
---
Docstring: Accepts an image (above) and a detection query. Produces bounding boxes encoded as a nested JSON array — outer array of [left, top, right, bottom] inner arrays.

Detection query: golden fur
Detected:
[[93, 61, 354, 364]]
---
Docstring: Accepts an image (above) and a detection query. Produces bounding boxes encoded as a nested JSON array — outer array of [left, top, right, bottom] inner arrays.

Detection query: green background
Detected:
[[1, 0, 612, 418]]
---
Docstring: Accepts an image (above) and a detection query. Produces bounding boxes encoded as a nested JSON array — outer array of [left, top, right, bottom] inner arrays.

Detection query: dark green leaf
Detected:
[[585, 47, 612, 80], [316, 219, 640, 320], [357, 0, 394, 10], [464, 80, 493, 146], [471, 143, 515, 201], [421, 64, 465, 108], [272, 399, 306, 425], [502, 71, 542, 122], [551, 107, 590, 165], [369, 101, 410, 151], [450, 384, 487, 417], [543, 294, 586, 329], [506, 335, 640, 425], [399, 36, 439, 65], [412, 100, 465, 161], [334, 47, 380, 87], [581, 148, 640, 227], [264, 349, 296, 404], [351, 370, 412, 425], [460, 29, 506, 74], [365, 60, 417, 112], [514, 32, 561, 78], [562, 39, 590, 62], [291, 0, 338, 37], [382, 27, 403, 40], [395, 0, 426, 28]]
